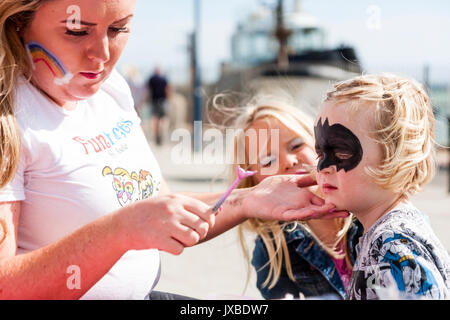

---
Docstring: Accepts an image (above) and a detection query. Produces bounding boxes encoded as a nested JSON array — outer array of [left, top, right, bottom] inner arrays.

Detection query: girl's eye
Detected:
[[336, 152, 352, 160], [65, 29, 89, 36], [289, 138, 304, 151], [260, 155, 277, 167]]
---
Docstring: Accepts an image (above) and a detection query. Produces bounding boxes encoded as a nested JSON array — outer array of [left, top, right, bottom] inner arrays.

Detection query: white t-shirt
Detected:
[[0, 70, 162, 300]]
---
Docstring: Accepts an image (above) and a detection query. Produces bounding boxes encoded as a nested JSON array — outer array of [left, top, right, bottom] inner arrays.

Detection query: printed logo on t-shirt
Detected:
[[102, 166, 158, 207], [72, 118, 134, 156]]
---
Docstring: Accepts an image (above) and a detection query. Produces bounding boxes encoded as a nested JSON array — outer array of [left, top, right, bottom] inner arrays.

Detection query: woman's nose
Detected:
[[86, 34, 110, 63]]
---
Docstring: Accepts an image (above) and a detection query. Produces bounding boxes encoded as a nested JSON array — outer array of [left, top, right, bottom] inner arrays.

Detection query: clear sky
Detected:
[[118, 0, 450, 85]]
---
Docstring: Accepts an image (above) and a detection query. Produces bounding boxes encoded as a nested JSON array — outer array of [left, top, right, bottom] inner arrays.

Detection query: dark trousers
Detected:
[[146, 290, 198, 300]]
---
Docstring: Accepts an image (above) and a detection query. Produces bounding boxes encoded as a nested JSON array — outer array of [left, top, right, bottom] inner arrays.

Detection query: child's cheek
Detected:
[[316, 173, 324, 190]]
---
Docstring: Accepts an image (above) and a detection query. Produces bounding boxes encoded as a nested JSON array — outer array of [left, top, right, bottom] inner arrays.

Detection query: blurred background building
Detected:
[[119, 0, 450, 147]]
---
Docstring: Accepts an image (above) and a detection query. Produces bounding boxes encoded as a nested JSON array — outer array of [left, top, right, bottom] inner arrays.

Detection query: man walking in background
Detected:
[[148, 66, 170, 145]]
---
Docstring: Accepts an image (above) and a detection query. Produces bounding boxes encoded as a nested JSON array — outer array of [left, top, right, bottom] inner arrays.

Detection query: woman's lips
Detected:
[[80, 71, 103, 80], [322, 183, 338, 193]]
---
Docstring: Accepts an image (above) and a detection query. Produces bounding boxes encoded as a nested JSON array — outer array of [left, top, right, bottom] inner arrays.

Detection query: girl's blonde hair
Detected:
[[0, 0, 43, 188], [325, 73, 436, 196], [208, 91, 353, 290]]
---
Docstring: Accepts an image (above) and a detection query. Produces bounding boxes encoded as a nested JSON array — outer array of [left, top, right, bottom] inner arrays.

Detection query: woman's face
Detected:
[[246, 117, 317, 183], [22, 0, 136, 106]]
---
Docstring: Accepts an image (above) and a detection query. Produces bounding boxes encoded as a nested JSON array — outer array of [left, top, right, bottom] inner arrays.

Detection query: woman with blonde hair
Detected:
[[209, 91, 363, 299], [0, 0, 345, 300]]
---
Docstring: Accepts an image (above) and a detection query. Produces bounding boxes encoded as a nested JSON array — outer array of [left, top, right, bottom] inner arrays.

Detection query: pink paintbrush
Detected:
[[212, 167, 257, 214]]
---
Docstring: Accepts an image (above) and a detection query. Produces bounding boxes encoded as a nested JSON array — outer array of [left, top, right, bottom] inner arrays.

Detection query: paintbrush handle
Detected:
[[211, 178, 240, 213]]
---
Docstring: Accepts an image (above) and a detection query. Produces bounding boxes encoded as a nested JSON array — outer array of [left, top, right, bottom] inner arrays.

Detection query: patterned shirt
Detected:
[[347, 202, 450, 300]]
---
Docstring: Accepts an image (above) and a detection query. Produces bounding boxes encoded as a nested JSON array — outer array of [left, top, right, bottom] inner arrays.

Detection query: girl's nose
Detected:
[[284, 154, 299, 171]]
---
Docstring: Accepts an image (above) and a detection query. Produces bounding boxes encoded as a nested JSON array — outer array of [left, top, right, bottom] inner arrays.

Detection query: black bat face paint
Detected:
[[314, 118, 363, 172]]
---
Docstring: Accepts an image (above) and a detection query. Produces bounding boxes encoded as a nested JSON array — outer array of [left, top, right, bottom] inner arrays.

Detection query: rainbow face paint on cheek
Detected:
[[314, 118, 363, 172], [26, 41, 74, 86]]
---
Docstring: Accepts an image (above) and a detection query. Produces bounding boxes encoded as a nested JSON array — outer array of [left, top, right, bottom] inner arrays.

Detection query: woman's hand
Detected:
[[116, 194, 215, 255], [241, 174, 349, 222]]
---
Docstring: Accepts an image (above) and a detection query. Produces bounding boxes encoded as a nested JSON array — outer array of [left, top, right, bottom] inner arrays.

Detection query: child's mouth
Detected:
[[322, 183, 338, 193]]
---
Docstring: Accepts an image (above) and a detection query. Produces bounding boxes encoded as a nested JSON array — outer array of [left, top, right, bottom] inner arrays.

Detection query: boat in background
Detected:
[[212, 0, 362, 111]]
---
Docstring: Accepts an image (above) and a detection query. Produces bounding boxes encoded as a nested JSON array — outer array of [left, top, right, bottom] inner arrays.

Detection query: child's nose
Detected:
[[319, 164, 336, 174], [284, 154, 299, 171]]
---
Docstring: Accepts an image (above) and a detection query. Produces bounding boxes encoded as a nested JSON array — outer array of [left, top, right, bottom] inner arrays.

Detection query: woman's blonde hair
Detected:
[[0, 0, 43, 188], [208, 91, 353, 290], [325, 73, 436, 196]]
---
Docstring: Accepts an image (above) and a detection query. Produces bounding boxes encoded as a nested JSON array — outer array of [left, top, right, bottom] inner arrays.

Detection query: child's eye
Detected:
[[335, 152, 352, 160], [289, 138, 304, 151], [65, 29, 89, 36], [260, 155, 277, 168]]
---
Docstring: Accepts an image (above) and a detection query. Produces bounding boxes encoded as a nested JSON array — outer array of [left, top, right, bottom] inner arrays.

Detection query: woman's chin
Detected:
[[70, 84, 102, 100]]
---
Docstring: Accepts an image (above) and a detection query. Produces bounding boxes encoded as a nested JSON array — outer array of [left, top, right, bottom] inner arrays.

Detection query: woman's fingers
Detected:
[[171, 222, 201, 247], [177, 195, 215, 228], [309, 193, 326, 206], [128, 194, 216, 253], [293, 174, 317, 188], [281, 204, 350, 221], [178, 211, 210, 240], [318, 209, 350, 219]]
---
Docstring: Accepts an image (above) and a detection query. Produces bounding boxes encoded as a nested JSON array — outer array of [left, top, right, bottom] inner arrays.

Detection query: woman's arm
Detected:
[[180, 174, 349, 242], [0, 193, 214, 300], [0, 201, 127, 299]]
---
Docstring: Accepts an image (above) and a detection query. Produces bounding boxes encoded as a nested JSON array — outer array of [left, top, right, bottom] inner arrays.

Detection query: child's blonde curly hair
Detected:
[[325, 73, 436, 196]]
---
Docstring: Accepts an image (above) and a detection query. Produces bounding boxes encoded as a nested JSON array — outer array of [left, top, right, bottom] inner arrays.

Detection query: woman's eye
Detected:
[[65, 29, 89, 36], [336, 152, 352, 160], [109, 27, 130, 34], [260, 155, 277, 167]]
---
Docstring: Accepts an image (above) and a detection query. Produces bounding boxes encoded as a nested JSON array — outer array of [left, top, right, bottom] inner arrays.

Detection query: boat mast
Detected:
[[274, 0, 292, 69]]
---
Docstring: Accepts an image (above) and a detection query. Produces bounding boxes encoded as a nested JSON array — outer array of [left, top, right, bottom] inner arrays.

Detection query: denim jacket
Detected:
[[251, 219, 363, 300]]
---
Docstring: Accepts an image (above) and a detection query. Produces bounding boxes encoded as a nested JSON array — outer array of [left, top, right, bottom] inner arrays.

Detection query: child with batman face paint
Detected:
[[315, 73, 450, 300], [209, 92, 363, 300]]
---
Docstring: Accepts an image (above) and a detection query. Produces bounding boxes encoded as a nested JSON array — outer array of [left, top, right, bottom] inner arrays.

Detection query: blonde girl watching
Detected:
[[209, 92, 363, 299]]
